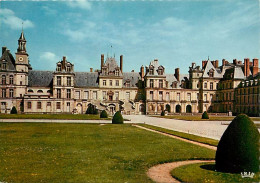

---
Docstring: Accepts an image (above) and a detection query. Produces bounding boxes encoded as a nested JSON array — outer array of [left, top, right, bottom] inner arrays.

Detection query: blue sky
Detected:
[[0, 0, 259, 73]]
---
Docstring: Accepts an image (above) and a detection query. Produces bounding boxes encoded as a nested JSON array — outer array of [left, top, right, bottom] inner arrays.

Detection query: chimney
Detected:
[[249, 62, 253, 67], [2, 47, 7, 55], [90, 68, 93, 72], [140, 65, 144, 79], [131, 70, 134, 72], [101, 54, 104, 69], [62, 56, 66, 70], [238, 61, 242, 65], [175, 68, 180, 81], [211, 61, 215, 68], [191, 62, 196, 68], [244, 58, 250, 77], [252, 58, 259, 76], [120, 55, 123, 73], [222, 59, 226, 66], [233, 59, 237, 65], [202, 61, 207, 69], [63, 56, 66, 62], [215, 60, 219, 68]]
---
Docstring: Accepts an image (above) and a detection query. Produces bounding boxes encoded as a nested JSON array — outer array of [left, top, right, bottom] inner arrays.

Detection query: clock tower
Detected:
[[15, 30, 29, 73]]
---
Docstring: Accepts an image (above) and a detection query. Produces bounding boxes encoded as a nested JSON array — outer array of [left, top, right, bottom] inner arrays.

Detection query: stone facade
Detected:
[[0, 31, 259, 116]]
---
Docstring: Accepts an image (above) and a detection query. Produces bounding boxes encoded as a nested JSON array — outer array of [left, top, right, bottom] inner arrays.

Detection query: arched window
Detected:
[[37, 90, 43, 93], [28, 89, 34, 93], [2, 75, 6, 85]]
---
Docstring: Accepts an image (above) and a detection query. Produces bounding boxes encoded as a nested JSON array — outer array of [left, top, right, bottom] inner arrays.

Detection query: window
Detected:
[[159, 80, 163, 88], [20, 81, 22, 85], [9, 89, 13, 98], [187, 93, 191, 101], [9, 75, 13, 84], [110, 80, 112, 86], [158, 69, 163, 75], [150, 79, 154, 88], [115, 92, 119, 100], [57, 89, 61, 98], [2, 75, 6, 85], [67, 77, 71, 86], [57, 65, 61, 71], [84, 91, 89, 99], [56, 102, 61, 109], [67, 89, 71, 99], [57, 76, 61, 86], [125, 81, 130, 87], [149, 68, 154, 75], [166, 92, 170, 101], [126, 92, 130, 100], [2, 63, 6, 70], [204, 82, 207, 89], [103, 91, 106, 100], [116, 80, 119, 86], [210, 82, 213, 90], [115, 70, 119, 76], [159, 91, 163, 101], [177, 93, 180, 101], [67, 102, 70, 106], [27, 102, 32, 109], [210, 94, 213, 101], [204, 94, 207, 101], [37, 90, 43, 93], [28, 89, 33, 93], [173, 82, 177, 88], [75, 91, 80, 99], [47, 102, 51, 106], [93, 91, 97, 100], [150, 91, 153, 100], [103, 80, 106, 86], [209, 72, 214, 77], [197, 82, 199, 89], [2, 89, 6, 98], [197, 93, 199, 100], [66, 66, 71, 72], [37, 102, 41, 109]]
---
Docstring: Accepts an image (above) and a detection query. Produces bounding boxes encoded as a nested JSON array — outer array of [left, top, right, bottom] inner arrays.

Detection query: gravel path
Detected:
[[147, 160, 215, 183], [133, 124, 216, 183]]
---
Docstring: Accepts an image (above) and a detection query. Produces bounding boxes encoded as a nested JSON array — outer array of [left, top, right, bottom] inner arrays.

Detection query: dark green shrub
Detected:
[[112, 111, 124, 124], [202, 111, 209, 119], [86, 104, 97, 114], [11, 106, 17, 114], [215, 114, 259, 173], [161, 110, 165, 116], [100, 110, 108, 118]]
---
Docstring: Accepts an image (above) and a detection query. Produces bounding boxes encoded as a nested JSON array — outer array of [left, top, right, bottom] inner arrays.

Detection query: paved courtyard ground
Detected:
[[1, 115, 259, 140]]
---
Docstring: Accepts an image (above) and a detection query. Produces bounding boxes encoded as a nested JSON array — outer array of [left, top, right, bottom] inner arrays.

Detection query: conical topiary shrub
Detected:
[[202, 111, 209, 119], [215, 114, 259, 173], [112, 111, 124, 124], [100, 110, 108, 118], [10, 106, 17, 114], [161, 110, 165, 116]]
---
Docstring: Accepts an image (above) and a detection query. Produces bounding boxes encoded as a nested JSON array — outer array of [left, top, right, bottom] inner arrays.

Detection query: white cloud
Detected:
[[66, 0, 92, 10], [40, 52, 58, 63], [42, 6, 57, 16], [0, 8, 34, 30]]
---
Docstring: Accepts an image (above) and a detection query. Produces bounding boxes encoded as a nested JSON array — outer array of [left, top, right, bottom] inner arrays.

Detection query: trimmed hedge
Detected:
[[202, 111, 209, 119], [100, 110, 108, 118], [112, 111, 124, 124], [86, 104, 98, 115], [161, 110, 165, 116], [215, 114, 259, 173], [10, 106, 17, 114]]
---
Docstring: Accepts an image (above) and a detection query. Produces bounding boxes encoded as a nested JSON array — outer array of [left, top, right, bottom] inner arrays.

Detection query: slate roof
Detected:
[[28, 70, 53, 87], [166, 74, 188, 88], [0, 49, 16, 71], [104, 57, 119, 72], [202, 61, 222, 78], [74, 72, 99, 87], [122, 72, 141, 88], [146, 59, 165, 76]]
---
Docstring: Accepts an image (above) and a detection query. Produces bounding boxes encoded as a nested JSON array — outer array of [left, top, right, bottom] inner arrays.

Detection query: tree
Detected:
[[215, 114, 259, 173], [202, 111, 209, 119], [10, 106, 17, 114], [86, 104, 97, 114], [100, 110, 108, 118], [161, 110, 165, 116], [112, 111, 124, 124]]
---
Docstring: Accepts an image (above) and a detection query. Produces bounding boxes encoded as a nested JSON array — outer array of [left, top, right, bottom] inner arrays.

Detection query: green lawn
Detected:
[[0, 123, 215, 183], [0, 114, 110, 120], [154, 115, 260, 121], [139, 124, 219, 146], [171, 162, 260, 183]]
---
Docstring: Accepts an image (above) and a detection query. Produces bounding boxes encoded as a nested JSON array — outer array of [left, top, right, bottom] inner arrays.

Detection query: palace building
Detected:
[[0, 31, 259, 116]]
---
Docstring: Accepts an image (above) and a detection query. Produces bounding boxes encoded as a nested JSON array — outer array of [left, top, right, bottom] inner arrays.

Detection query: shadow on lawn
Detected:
[[200, 164, 216, 172]]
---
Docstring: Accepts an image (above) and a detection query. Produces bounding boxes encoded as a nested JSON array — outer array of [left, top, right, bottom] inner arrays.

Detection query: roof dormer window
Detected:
[[115, 70, 119, 76], [158, 69, 163, 75], [57, 65, 61, 72], [149, 68, 154, 75], [66, 65, 71, 72]]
